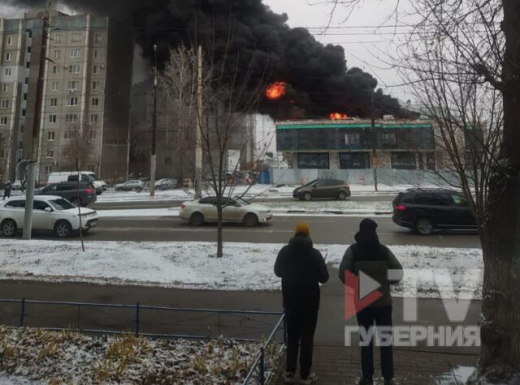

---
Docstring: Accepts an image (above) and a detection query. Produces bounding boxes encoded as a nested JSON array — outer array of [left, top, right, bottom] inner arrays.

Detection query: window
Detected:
[[382, 132, 397, 145], [51, 81, 59, 91], [339, 152, 370, 169], [54, 50, 61, 59], [5, 200, 25, 209], [65, 114, 78, 123], [345, 133, 361, 146], [426, 153, 436, 171], [69, 64, 80, 74], [94, 50, 99, 59], [68, 81, 78, 90], [23, 93, 27, 101], [297, 153, 330, 169], [27, 47, 31, 53], [0, 117, 8, 125], [391, 152, 417, 170], [54, 33, 62, 43], [26, 62, 30, 69], [91, 98, 99, 106], [6, 36, 13, 46], [1, 100, 9, 109], [92, 81, 100, 90], [90, 113, 98, 123], [67, 97, 78, 106], [2, 84, 8, 93], [94, 34, 103, 43], [52, 65, 60, 74], [47, 131, 55, 141], [34, 201, 51, 211], [64, 131, 74, 140], [25, 77, 28, 85], [22, 109, 26, 117], [71, 33, 82, 42], [44, 166, 53, 175], [46, 150, 54, 158], [50, 98, 58, 107], [89, 130, 97, 139], [5, 68, 12, 77], [49, 114, 57, 123], [93, 65, 98, 74], [5, 53, 12, 61], [70, 49, 80, 58]]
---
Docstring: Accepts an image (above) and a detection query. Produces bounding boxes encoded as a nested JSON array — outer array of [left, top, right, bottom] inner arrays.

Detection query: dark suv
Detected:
[[392, 189, 477, 235], [36, 182, 97, 207], [293, 179, 351, 201]]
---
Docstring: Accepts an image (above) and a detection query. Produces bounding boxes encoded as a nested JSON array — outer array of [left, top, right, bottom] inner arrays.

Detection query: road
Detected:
[[88, 215, 480, 247]]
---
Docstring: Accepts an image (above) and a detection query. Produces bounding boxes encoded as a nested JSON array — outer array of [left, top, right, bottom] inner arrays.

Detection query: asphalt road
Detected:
[[89, 215, 480, 248], [91, 195, 396, 211]]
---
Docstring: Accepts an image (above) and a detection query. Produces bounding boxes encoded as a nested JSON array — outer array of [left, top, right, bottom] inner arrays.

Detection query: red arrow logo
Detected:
[[344, 270, 384, 320]]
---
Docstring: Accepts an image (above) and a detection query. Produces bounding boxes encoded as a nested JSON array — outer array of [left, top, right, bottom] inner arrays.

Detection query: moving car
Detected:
[[48, 172, 107, 194], [392, 188, 477, 235], [115, 180, 145, 192], [293, 179, 351, 201], [155, 178, 177, 191], [180, 197, 272, 227], [36, 182, 97, 207], [0, 196, 99, 238]]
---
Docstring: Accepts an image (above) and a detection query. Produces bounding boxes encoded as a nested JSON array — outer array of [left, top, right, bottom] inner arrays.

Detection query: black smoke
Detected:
[[5, 0, 410, 119]]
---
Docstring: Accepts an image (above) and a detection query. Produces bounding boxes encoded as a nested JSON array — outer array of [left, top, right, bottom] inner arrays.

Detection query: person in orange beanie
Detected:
[[274, 222, 329, 384]]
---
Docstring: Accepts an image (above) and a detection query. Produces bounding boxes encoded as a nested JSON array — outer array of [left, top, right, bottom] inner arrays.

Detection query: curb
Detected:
[[272, 209, 392, 216]]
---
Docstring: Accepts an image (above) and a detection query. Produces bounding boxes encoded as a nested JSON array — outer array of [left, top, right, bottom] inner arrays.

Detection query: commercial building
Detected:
[[0, 8, 133, 184]]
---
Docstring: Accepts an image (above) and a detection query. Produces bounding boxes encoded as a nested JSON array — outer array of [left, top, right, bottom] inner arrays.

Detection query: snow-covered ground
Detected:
[[0, 327, 267, 384], [0, 240, 482, 299]]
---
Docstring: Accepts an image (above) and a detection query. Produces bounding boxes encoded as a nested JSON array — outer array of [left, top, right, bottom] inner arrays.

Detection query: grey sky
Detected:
[[263, 0, 414, 102]]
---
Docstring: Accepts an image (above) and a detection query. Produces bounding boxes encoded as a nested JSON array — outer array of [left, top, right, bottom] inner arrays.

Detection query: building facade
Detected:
[[276, 119, 440, 172], [0, 8, 133, 184]]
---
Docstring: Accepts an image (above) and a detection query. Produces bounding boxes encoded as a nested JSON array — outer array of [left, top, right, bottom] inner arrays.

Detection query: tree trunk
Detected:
[[216, 204, 224, 258], [471, 0, 520, 382]]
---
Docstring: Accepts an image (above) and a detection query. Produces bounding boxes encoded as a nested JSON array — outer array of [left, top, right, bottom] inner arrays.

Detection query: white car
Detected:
[[115, 180, 145, 192], [180, 197, 272, 227], [0, 196, 99, 238], [155, 178, 177, 191]]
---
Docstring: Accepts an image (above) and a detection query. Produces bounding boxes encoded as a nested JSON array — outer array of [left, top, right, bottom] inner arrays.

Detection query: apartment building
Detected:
[[0, 8, 133, 184]]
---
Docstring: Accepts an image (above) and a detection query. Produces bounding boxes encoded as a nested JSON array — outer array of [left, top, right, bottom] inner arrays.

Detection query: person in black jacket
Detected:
[[339, 218, 403, 385], [3, 181, 12, 200], [275, 222, 329, 385]]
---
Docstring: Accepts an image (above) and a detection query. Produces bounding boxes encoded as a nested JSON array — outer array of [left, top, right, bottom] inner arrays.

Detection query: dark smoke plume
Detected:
[[6, 0, 410, 119]]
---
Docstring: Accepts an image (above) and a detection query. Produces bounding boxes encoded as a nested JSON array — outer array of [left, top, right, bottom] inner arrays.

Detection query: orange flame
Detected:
[[265, 82, 286, 100], [329, 112, 348, 120]]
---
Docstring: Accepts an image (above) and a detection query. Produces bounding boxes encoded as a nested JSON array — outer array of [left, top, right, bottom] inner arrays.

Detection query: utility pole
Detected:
[[150, 44, 158, 197], [371, 95, 378, 192], [23, 11, 49, 240], [194, 45, 203, 198]]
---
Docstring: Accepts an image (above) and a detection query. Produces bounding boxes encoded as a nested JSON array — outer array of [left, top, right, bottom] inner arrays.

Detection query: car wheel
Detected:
[[55, 220, 73, 238], [416, 218, 434, 235], [1, 219, 17, 237], [135, 187, 143, 193], [338, 191, 347, 201], [244, 213, 259, 227], [190, 213, 204, 226], [303, 192, 312, 201]]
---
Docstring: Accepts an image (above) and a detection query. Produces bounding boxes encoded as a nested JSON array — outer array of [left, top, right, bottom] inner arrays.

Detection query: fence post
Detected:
[[19, 298, 26, 327], [135, 302, 140, 337], [260, 347, 265, 385]]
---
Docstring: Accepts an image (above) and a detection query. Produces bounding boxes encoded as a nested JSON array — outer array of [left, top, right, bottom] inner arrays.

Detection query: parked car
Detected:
[[0, 196, 99, 238], [292, 179, 351, 201], [36, 182, 97, 207], [180, 197, 272, 227], [115, 180, 145, 192], [48, 172, 107, 194], [392, 188, 477, 235], [155, 178, 177, 191]]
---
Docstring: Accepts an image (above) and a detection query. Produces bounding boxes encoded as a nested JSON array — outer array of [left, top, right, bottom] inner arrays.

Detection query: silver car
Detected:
[[115, 180, 145, 192], [180, 197, 272, 227]]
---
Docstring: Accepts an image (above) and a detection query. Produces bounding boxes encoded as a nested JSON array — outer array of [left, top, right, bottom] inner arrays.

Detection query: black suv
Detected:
[[36, 182, 97, 207], [392, 189, 477, 235], [293, 179, 351, 201]]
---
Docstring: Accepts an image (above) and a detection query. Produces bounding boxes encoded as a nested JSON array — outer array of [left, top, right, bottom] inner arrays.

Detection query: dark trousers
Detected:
[[3, 190, 10, 200], [285, 308, 318, 378], [356, 306, 394, 381]]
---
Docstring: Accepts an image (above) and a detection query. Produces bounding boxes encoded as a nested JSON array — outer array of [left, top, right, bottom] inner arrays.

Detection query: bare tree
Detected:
[[330, 0, 520, 381], [0, 132, 10, 183]]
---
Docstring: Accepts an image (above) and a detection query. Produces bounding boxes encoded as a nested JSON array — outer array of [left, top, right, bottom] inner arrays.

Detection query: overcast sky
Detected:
[[0, 0, 414, 101]]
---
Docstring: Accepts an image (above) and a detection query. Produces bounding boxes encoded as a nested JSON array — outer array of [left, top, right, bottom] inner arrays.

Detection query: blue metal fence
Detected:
[[0, 298, 286, 385]]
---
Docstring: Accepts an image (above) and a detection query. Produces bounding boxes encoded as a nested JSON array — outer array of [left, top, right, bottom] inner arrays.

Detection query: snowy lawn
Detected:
[[0, 240, 482, 299], [0, 327, 272, 384]]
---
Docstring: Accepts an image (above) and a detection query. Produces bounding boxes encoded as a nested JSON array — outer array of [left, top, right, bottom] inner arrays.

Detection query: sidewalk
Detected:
[[276, 346, 477, 385]]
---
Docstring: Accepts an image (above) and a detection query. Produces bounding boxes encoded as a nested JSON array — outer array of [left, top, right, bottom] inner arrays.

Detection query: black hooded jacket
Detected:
[[275, 234, 329, 310], [339, 219, 403, 308]]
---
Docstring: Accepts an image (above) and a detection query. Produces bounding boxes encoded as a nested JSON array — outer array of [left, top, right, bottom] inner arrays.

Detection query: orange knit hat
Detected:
[[295, 222, 311, 236]]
